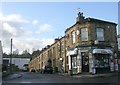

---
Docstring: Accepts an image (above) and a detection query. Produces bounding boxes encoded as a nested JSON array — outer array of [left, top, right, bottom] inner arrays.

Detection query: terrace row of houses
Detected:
[[29, 12, 119, 75]]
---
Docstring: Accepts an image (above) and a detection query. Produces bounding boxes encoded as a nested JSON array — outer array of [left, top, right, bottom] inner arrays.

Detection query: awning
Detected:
[[93, 49, 113, 54], [67, 49, 77, 56]]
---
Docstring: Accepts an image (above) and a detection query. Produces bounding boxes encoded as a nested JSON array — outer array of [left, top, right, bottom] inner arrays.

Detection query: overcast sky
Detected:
[[0, 2, 118, 54]]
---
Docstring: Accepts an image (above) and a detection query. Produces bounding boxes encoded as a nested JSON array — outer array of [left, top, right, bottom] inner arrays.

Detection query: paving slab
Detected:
[[3, 73, 22, 80], [57, 72, 118, 79]]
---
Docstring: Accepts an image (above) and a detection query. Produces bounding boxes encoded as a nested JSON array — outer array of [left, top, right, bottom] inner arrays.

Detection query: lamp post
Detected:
[[10, 38, 12, 74]]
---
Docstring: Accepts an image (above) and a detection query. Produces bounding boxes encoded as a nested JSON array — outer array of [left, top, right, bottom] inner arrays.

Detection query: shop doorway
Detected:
[[81, 52, 89, 72], [71, 55, 77, 74]]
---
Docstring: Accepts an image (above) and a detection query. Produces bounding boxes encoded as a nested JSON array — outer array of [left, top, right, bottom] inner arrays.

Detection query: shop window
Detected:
[[94, 54, 109, 68], [96, 28, 104, 41], [72, 56, 77, 67], [81, 28, 88, 41]]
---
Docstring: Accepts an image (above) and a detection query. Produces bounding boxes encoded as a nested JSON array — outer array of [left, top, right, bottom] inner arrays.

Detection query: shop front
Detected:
[[67, 47, 116, 75], [67, 48, 81, 75], [67, 47, 90, 75], [92, 49, 114, 74]]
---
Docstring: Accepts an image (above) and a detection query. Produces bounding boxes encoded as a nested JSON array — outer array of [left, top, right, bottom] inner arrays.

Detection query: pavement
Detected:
[[3, 72, 22, 80], [58, 72, 119, 79], [72, 72, 119, 78], [3, 71, 119, 80]]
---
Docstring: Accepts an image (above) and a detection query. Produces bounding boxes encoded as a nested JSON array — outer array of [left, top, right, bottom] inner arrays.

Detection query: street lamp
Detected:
[[10, 38, 13, 74]]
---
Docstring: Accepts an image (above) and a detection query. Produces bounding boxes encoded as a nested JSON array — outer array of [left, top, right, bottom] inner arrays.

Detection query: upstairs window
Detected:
[[81, 28, 88, 41], [96, 28, 104, 41], [61, 43, 64, 52], [71, 31, 76, 44], [57, 44, 60, 52]]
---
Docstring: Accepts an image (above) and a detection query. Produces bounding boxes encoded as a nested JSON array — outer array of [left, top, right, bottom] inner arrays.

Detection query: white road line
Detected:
[[21, 81, 31, 83]]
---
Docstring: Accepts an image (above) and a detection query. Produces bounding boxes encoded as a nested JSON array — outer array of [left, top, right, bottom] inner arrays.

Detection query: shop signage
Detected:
[[93, 49, 113, 54], [67, 48, 78, 56], [69, 50, 77, 55]]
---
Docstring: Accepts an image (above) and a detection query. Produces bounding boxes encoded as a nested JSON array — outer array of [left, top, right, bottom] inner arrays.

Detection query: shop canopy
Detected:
[[93, 49, 113, 54], [67, 48, 78, 56]]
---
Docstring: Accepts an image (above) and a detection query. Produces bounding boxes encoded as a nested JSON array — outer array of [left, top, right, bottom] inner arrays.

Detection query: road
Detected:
[[2, 72, 120, 84]]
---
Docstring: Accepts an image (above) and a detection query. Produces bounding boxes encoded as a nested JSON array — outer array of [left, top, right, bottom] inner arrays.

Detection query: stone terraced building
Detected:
[[29, 12, 118, 75]]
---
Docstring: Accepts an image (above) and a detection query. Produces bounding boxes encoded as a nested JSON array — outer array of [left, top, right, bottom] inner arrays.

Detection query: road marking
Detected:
[[21, 81, 31, 83]]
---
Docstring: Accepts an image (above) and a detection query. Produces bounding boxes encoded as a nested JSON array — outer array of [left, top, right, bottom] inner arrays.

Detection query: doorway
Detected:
[[71, 55, 77, 74], [81, 52, 89, 72]]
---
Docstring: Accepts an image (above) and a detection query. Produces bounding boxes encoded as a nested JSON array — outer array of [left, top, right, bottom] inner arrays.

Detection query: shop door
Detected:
[[71, 56, 77, 74], [82, 52, 89, 72]]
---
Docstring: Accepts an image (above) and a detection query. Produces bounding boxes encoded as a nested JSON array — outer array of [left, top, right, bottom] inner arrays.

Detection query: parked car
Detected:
[[42, 65, 53, 74]]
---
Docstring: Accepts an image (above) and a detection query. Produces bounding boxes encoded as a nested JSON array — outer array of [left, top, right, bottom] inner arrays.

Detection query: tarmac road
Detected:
[[2, 72, 120, 84]]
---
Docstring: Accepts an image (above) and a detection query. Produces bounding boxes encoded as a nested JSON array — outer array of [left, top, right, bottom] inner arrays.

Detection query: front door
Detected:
[[82, 52, 89, 72], [71, 55, 77, 74]]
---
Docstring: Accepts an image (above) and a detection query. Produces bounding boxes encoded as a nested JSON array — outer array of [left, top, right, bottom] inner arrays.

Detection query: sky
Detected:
[[0, 2, 119, 54]]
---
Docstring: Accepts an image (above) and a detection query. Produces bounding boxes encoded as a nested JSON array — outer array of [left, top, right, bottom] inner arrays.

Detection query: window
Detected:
[[61, 43, 64, 52], [81, 28, 88, 41], [72, 56, 77, 68], [57, 44, 60, 52], [94, 54, 109, 68], [96, 28, 104, 41], [53, 47, 56, 57], [71, 31, 76, 44]]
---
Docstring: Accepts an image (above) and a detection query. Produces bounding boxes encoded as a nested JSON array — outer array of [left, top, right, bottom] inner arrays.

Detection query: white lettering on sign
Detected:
[[93, 49, 113, 54]]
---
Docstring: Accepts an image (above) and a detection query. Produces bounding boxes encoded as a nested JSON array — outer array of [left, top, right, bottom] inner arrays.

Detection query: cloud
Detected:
[[32, 20, 39, 25], [0, 13, 54, 54], [2, 38, 54, 54], [0, 13, 29, 37], [41, 38, 54, 47], [3, 23, 25, 37], [36, 24, 52, 33], [0, 13, 31, 50], [0, 13, 31, 54], [1, 13, 29, 23]]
